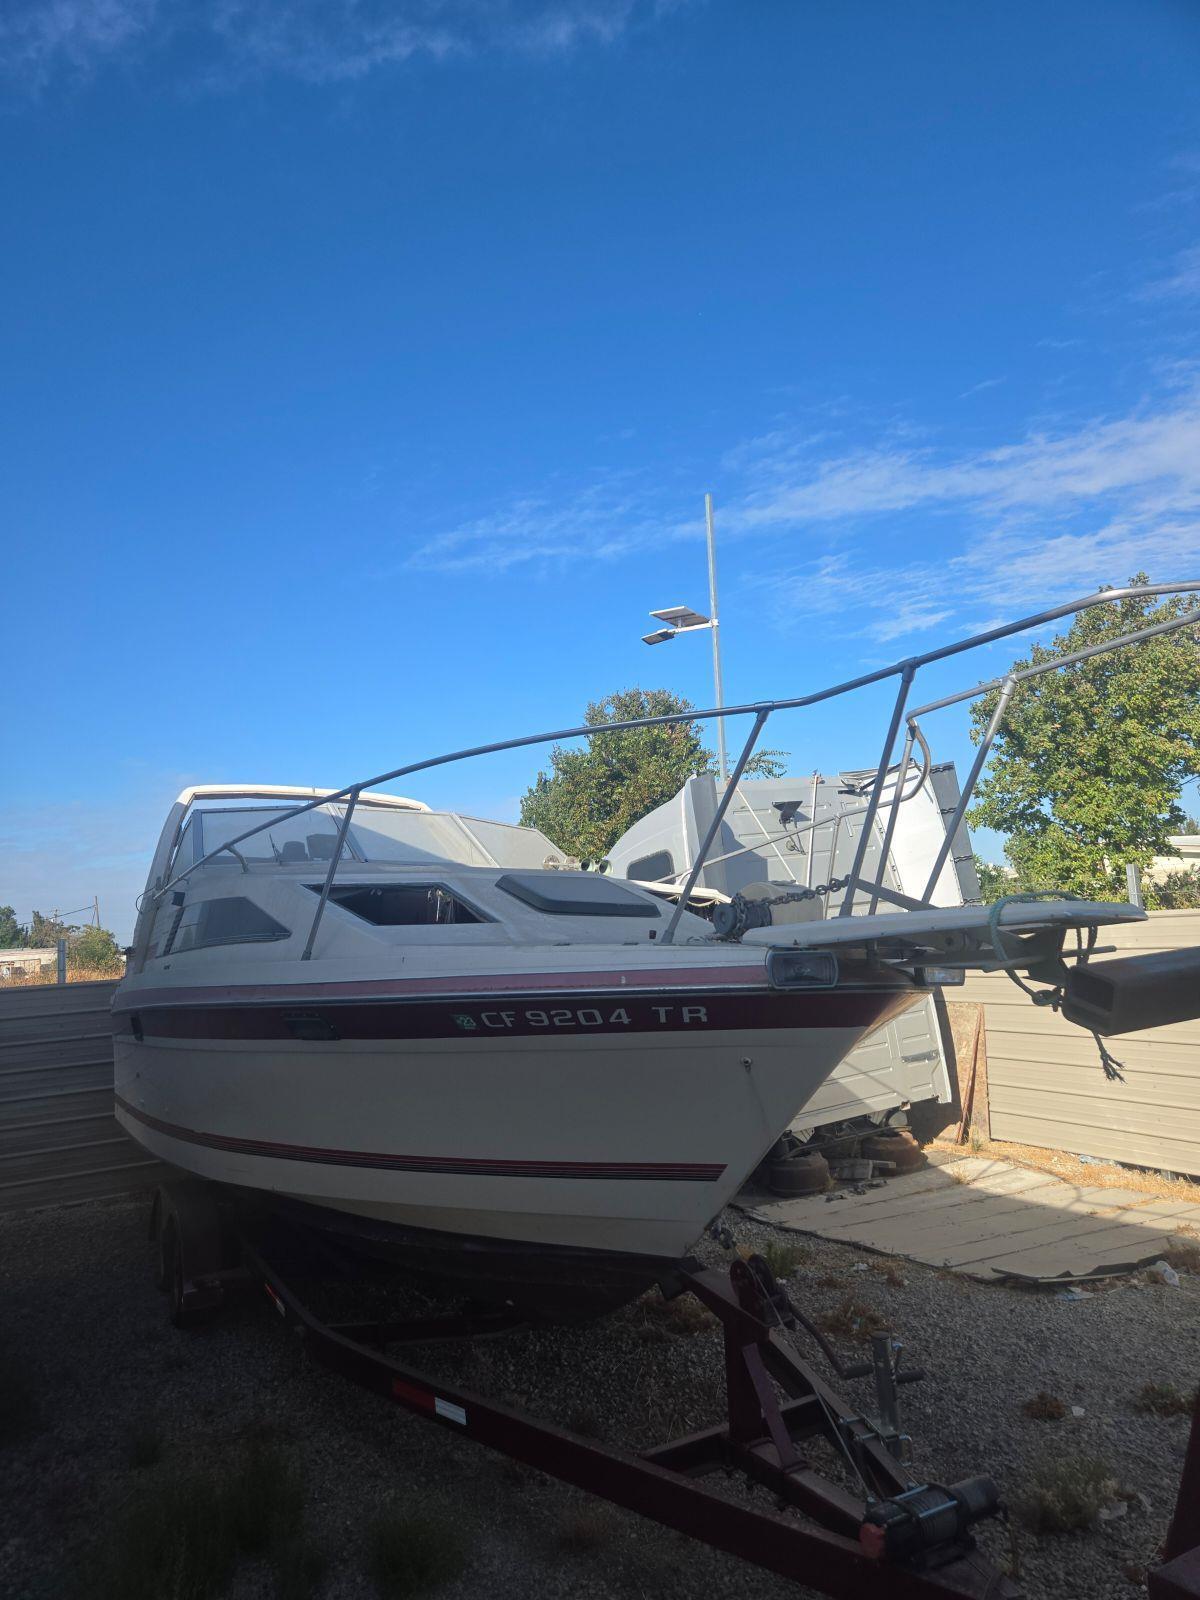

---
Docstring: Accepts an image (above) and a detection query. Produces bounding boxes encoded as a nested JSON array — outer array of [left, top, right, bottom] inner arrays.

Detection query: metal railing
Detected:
[[147, 582, 1200, 959]]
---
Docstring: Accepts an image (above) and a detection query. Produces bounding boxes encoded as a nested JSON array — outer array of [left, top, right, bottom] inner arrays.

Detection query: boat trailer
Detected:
[[151, 1180, 1021, 1599]]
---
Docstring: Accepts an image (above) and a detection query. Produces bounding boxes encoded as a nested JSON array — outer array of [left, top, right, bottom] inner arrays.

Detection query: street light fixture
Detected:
[[641, 492, 729, 781]]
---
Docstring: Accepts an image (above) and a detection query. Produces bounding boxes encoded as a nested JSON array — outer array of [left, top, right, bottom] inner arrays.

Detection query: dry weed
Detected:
[[1022, 1392, 1067, 1421]]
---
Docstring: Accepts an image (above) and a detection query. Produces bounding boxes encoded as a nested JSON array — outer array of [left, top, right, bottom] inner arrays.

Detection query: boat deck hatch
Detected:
[[496, 873, 659, 917]]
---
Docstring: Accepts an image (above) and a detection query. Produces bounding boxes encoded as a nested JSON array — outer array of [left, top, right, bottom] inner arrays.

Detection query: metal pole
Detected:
[[302, 790, 360, 961], [662, 709, 770, 945], [56, 939, 66, 985], [869, 725, 916, 914], [804, 773, 819, 890], [837, 665, 916, 917], [919, 674, 1017, 905], [705, 493, 729, 784], [1126, 862, 1145, 910]]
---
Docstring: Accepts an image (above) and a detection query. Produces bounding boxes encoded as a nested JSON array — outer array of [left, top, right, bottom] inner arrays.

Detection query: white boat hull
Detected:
[[113, 963, 920, 1312]]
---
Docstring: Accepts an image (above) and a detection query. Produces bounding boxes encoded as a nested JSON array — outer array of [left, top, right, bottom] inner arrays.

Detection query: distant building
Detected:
[[1145, 834, 1200, 885], [0, 948, 57, 978]]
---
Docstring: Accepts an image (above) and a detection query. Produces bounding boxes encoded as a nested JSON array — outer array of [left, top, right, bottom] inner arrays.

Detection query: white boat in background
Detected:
[[112, 583, 1200, 1317]]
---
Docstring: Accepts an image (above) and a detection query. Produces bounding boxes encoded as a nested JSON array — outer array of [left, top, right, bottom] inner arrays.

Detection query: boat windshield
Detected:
[[175, 801, 560, 874], [186, 806, 352, 869], [338, 805, 558, 869], [337, 806, 491, 867]]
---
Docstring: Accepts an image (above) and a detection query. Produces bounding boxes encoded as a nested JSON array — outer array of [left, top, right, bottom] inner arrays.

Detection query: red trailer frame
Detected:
[[151, 1181, 1020, 1599]]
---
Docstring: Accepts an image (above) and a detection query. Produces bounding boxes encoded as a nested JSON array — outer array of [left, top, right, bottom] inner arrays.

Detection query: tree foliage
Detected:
[[519, 687, 786, 860], [1146, 867, 1200, 910], [28, 910, 74, 948], [0, 907, 124, 969], [972, 856, 1012, 904], [967, 579, 1200, 899], [70, 925, 124, 970]]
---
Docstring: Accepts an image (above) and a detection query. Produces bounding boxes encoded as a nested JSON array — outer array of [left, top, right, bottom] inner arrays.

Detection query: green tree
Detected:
[[972, 856, 1011, 904], [519, 687, 786, 861], [0, 906, 27, 949], [28, 910, 74, 947], [1177, 816, 1200, 836], [70, 925, 124, 971], [967, 579, 1200, 899]]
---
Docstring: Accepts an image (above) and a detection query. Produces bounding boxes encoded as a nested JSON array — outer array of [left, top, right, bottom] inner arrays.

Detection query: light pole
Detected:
[[641, 491, 729, 782]]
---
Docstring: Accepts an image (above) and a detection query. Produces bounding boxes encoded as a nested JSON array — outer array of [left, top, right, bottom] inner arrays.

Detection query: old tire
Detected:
[[767, 1150, 830, 1196], [860, 1131, 925, 1173]]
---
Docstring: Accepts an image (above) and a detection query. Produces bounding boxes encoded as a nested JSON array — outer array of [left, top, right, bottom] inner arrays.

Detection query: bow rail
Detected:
[[143, 582, 1200, 959]]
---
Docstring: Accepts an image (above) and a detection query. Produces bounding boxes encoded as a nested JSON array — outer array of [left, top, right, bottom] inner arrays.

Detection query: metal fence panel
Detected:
[[960, 910, 1200, 1175], [0, 981, 169, 1212]]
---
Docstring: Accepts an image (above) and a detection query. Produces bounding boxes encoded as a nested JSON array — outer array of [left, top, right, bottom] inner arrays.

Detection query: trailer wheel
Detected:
[[161, 1217, 208, 1329], [153, 1211, 170, 1292]]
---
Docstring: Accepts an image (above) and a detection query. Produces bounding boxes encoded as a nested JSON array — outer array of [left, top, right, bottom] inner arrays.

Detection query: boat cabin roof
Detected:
[[166, 786, 566, 878], [174, 784, 430, 812]]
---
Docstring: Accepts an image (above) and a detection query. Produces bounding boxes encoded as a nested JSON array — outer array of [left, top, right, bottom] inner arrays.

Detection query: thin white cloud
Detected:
[[730, 389, 1200, 637], [762, 514, 1200, 647], [956, 376, 1005, 401], [406, 478, 695, 573], [1, 0, 673, 89], [407, 384, 1200, 641], [1140, 244, 1200, 302], [0, 0, 157, 86]]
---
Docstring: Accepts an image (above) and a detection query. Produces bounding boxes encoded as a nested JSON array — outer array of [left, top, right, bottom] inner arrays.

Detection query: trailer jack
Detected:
[[151, 1183, 1018, 1600]]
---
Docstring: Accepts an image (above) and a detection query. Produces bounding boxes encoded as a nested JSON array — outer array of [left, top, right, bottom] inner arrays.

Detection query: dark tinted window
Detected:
[[314, 884, 487, 926], [168, 897, 290, 954], [497, 873, 659, 917], [628, 850, 674, 883]]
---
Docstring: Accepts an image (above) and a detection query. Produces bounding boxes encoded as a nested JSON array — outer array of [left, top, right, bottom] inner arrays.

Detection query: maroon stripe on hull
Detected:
[[113, 1095, 726, 1182], [112, 985, 919, 1043]]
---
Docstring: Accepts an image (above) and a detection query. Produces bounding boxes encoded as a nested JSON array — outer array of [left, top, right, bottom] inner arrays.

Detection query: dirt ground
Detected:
[[2, 1190, 1197, 1600]]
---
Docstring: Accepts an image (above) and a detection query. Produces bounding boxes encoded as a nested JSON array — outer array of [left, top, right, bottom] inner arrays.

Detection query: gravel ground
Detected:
[[1, 1192, 1198, 1600]]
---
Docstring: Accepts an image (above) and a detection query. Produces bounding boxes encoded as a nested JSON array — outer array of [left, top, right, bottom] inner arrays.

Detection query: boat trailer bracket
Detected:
[[230, 1229, 1018, 1599]]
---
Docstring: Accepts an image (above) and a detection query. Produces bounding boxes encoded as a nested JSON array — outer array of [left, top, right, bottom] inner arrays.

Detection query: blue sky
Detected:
[[3, 0, 1199, 941]]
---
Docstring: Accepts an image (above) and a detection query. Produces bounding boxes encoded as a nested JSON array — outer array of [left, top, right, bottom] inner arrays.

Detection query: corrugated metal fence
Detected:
[[960, 910, 1200, 1177], [0, 980, 167, 1212]]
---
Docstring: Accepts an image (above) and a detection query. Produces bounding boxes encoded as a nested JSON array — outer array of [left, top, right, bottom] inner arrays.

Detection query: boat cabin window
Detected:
[[191, 806, 352, 867], [147, 895, 183, 960], [627, 850, 674, 883], [496, 873, 659, 917], [166, 897, 291, 955], [311, 884, 489, 926], [335, 808, 488, 867], [172, 816, 199, 874]]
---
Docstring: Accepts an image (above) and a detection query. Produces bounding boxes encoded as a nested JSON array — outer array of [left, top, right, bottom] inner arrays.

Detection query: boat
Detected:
[[112, 582, 1200, 1317], [112, 785, 935, 1315]]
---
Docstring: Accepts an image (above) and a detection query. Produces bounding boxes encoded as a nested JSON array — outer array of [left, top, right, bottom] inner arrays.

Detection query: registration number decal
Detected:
[[451, 1004, 709, 1031]]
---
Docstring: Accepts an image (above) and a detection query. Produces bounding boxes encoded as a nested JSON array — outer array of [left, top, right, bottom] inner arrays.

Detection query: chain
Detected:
[[757, 875, 852, 907], [715, 877, 853, 939]]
